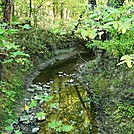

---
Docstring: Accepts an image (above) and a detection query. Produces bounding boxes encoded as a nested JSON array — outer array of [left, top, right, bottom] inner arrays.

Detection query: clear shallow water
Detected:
[[33, 53, 98, 134]]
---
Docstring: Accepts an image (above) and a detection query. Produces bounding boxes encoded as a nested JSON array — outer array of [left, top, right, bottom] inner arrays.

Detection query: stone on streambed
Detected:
[[32, 127, 40, 133], [70, 74, 76, 76], [58, 71, 63, 74], [27, 88, 35, 93], [46, 82, 51, 85], [43, 84, 50, 88], [34, 95, 41, 101], [53, 90, 58, 94], [36, 86, 43, 91], [63, 73, 67, 76], [19, 115, 34, 122], [44, 92, 49, 96], [58, 74, 63, 77], [67, 79, 74, 83], [50, 80, 54, 84], [30, 84, 38, 88], [42, 87, 48, 91]]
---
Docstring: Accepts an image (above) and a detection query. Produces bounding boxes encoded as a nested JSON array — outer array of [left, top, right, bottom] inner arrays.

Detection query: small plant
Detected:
[[48, 121, 73, 133], [117, 54, 134, 68], [36, 112, 46, 120]]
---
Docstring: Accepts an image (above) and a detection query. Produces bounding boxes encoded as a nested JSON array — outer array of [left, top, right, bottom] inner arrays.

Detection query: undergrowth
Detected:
[[79, 57, 134, 134]]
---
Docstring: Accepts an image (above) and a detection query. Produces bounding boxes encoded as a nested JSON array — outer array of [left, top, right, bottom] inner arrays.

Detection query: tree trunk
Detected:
[[0, 62, 2, 82], [29, 0, 32, 25], [0, 0, 13, 82], [0, 54, 5, 82], [3, 0, 14, 27], [88, 0, 97, 11], [60, 2, 63, 19]]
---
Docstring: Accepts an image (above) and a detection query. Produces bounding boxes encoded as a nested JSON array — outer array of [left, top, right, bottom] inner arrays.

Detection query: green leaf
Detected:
[[5, 42, 19, 50], [113, 22, 118, 29], [88, 29, 97, 39], [117, 54, 134, 68], [36, 112, 46, 120], [98, 31, 104, 39], [19, 24, 31, 29], [122, 26, 127, 34], [0, 28, 5, 34], [5, 126, 14, 131], [48, 121, 62, 129], [50, 103, 58, 109], [11, 51, 30, 58], [126, 60, 132, 68], [81, 29, 88, 40], [0, 23, 7, 27], [126, 89, 134, 93], [2, 59, 13, 64], [6, 29, 18, 34], [14, 130, 22, 134], [38, 95, 53, 102], [48, 122, 57, 129], [29, 99, 37, 108], [62, 125, 73, 132]]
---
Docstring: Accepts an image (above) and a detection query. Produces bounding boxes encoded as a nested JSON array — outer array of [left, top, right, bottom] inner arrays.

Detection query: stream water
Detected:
[[33, 53, 98, 134]]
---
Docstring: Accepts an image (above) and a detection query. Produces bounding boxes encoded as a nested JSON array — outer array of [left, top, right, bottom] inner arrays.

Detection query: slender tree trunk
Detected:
[[29, 0, 32, 25], [0, 62, 2, 82], [60, 2, 63, 19], [3, 0, 14, 27], [88, 0, 97, 11], [0, 0, 13, 82]]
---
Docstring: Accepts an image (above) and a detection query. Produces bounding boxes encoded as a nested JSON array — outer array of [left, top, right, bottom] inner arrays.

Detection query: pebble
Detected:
[[46, 82, 51, 85], [24, 98, 30, 102], [37, 115, 45, 121], [32, 127, 40, 133], [19, 115, 33, 122], [58, 71, 63, 74], [30, 84, 37, 88], [43, 85, 50, 88], [34, 95, 41, 101], [44, 92, 49, 96], [50, 81, 54, 84], [27, 88, 35, 93], [70, 79, 74, 83], [67, 79, 74, 83], [70, 74, 75, 77], [36, 86, 43, 91], [63, 73, 67, 76], [53, 90, 58, 94], [58, 74, 63, 77]]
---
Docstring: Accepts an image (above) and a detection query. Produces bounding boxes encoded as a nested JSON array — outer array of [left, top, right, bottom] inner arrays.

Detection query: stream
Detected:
[[33, 53, 98, 134], [7, 52, 98, 134]]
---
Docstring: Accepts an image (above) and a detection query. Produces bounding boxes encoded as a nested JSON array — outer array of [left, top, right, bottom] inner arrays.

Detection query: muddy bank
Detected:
[[24, 47, 91, 89]]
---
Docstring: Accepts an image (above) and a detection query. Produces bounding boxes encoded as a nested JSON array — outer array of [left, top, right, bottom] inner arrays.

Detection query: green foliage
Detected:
[[80, 58, 134, 133], [0, 23, 30, 65], [5, 126, 14, 131], [36, 112, 46, 120], [14, 130, 22, 134], [29, 99, 37, 108], [37, 95, 54, 102], [71, 3, 134, 57], [48, 121, 73, 132], [50, 103, 59, 109], [117, 54, 134, 68]]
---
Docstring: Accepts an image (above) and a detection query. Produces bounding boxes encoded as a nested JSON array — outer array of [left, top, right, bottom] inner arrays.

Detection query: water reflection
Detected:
[[33, 53, 98, 134]]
